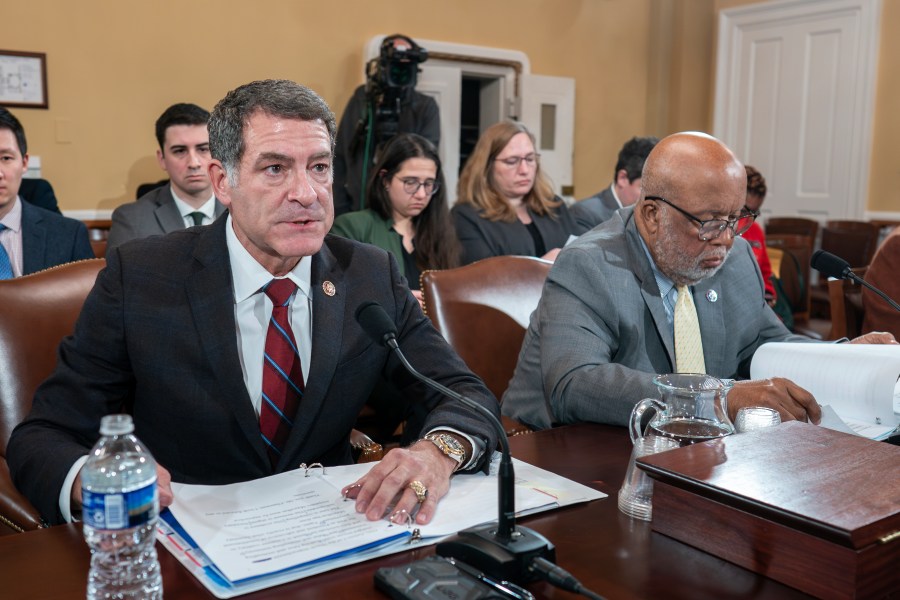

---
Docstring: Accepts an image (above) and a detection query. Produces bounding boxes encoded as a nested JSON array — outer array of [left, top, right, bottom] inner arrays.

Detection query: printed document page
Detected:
[[163, 455, 606, 588], [750, 343, 900, 439]]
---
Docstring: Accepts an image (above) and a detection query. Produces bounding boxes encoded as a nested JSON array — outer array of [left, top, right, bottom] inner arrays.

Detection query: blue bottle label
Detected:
[[83, 482, 157, 530]]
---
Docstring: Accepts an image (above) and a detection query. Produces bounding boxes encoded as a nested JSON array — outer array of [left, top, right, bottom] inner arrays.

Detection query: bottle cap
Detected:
[[99, 414, 134, 436]]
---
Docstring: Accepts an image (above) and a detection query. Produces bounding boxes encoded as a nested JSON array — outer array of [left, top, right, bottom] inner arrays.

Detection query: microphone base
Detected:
[[435, 522, 556, 585]]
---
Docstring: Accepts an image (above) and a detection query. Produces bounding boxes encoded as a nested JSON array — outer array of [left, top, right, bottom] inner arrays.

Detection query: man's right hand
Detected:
[[72, 464, 174, 510], [728, 378, 821, 424]]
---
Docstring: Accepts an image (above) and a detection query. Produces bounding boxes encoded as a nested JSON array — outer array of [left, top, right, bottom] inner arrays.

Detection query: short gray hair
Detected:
[[208, 79, 337, 183]]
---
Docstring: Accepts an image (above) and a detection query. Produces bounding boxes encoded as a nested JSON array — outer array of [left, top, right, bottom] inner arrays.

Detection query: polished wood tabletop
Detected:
[[0, 424, 813, 599]]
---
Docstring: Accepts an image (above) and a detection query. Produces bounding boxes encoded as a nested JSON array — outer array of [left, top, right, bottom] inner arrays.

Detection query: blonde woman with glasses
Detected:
[[452, 121, 584, 264]]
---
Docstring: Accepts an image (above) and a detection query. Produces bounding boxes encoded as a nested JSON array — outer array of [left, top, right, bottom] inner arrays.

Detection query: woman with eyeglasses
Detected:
[[452, 121, 584, 265], [331, 133, 460, 308]]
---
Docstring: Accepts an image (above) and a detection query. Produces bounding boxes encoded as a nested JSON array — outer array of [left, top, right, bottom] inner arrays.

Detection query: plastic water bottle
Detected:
[[82, 414, 163, 599]]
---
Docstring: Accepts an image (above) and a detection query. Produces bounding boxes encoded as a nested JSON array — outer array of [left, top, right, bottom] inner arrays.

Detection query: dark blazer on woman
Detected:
[[451, 201, 585, 264]]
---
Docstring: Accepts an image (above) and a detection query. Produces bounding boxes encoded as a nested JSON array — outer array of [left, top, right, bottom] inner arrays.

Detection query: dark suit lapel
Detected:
[[20, 201, 46, 275], [624, 217, 676, 368], [184, 218, 269, 465], [154, 187, 187, 234], [279, 240, 347, 469]]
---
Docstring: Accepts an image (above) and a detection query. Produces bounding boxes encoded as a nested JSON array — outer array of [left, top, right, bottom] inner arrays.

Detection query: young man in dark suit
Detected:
[[0, 107, 93, 278], [106, 103, 226, 254], [569, 136, 658, 231], [9, 80, 498, 527]]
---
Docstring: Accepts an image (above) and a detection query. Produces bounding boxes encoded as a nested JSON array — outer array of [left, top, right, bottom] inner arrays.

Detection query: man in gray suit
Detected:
[[106, 103, 225, 253], [569, 136, 658, 231], [502, 132, 894, 430]]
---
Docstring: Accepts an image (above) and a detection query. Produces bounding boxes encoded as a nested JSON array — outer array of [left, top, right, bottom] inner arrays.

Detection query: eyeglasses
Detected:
[[494, 153, 540, 169], [398, 177, 440, 196], [646, 195, 757, 241]]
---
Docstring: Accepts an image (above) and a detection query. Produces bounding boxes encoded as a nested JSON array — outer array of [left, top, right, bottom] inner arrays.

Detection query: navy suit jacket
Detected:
[[8, 216, 499, 523], [21, 200, 94, 274]]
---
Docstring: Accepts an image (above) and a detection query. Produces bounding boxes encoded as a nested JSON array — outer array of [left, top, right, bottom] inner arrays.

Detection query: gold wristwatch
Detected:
[[423, 432, 466, 471]]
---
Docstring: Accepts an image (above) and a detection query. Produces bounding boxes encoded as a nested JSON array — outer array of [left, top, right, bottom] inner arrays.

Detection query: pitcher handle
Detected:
[[629, 398, 665, 444]]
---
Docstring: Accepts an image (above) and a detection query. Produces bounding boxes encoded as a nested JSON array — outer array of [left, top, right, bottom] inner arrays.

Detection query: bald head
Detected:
[[636, 132, 747, 285], [641, 132, 745, 208]]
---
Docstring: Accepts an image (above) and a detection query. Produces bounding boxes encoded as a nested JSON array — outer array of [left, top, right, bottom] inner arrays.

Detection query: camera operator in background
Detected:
[[334, 34, 441, 216]]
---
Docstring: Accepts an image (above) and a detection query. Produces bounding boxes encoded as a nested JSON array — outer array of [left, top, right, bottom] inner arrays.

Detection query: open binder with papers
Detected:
[[156, 455, 605, 598], [749, 342, 900, 440]]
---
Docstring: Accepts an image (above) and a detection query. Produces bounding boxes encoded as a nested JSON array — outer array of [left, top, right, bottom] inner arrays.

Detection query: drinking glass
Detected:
[[734, 406, 781, 433]]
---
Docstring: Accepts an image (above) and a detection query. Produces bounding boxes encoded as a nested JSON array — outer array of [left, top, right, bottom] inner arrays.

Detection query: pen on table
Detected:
[[446, 557, 535, 600]]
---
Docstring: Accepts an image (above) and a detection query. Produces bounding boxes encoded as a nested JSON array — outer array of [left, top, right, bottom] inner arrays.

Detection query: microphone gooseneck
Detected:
[[355, 301, 555, 584], [810, 250, 900, 314]]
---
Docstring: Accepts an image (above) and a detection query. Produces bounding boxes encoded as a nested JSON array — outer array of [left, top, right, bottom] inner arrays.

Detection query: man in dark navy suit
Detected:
[[9, 81, 498, 528], [0, 107, 93, 278]]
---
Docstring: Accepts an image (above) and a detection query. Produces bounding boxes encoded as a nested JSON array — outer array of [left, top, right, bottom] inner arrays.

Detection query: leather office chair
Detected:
[[828, 267, 867, 340], [810, 221, 880, 319], [81, 219, 112, 259], [765, 217, 819, 252], [421, 256, 553, 434], [0, 258, 106, 535]]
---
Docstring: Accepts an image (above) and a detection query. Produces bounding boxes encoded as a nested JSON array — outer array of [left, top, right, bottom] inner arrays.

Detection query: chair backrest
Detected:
[[81, 219, 112, 259], [421, 256, 552, 401], [0, 259, 105, 533], [766, 234, 812, 320], [821, 220, 880, 268], [765, 217, 819, 250], [828, 267, 866, 340]]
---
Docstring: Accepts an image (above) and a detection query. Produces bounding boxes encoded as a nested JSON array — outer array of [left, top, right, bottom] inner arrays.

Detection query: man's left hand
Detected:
[[341, 441, 456, 525], [849, 331, 898, 344]]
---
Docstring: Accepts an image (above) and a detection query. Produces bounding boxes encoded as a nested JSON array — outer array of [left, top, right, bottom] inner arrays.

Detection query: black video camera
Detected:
[[363, 34, 428, 142]]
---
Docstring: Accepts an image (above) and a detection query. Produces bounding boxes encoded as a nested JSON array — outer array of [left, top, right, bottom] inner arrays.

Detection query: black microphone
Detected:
[[811, 250, 900, 313], [355, 301, 555, 584]]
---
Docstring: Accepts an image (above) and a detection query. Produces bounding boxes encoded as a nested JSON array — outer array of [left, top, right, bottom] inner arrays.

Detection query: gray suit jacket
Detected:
[[569, 186, 620, 231], [106, 185, 226, 254], [21, 200, 94, 274], [501, 206, 808, 429], [9, 218, 499, 524]]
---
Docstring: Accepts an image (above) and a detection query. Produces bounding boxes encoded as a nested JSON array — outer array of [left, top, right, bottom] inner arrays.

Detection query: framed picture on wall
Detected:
[[0, 50, 48, 109]]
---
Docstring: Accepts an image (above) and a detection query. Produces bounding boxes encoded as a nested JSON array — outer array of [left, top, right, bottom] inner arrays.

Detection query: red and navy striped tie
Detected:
[[260, 278, 304, 467]]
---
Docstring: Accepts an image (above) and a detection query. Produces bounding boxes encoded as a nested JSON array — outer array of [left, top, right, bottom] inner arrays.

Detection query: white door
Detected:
[[714, 0, 880, 221], [520, 74, 576, 202], [416, 66, 462, 204]]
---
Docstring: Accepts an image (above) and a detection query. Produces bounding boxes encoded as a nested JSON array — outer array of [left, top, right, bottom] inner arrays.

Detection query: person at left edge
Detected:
[[0, 106, 94, 277], [7, 80, 499, 528]]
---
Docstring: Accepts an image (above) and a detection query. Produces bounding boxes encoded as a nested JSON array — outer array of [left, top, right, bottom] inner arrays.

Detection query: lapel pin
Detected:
[[706, 289, 718, 303], [322, 281, 336, 297]]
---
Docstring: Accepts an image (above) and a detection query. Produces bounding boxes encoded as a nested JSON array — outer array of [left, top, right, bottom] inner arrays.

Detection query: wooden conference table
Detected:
[[0, 424, 814, 599]]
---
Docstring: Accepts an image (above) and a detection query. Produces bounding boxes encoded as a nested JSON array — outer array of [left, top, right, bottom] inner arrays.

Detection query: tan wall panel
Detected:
[[3, 0, 650, 211]]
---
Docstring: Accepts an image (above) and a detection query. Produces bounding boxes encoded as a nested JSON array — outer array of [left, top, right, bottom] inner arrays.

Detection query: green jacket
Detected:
[[330, 209, 408, 276]]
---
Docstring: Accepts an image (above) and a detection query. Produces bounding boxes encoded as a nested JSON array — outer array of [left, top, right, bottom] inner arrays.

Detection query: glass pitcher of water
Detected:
[[618, 373, 734, 520]]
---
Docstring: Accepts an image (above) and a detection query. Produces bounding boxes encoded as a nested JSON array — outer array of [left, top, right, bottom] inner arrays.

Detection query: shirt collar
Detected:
[[225, 214, 312, 303], [609, 183, 624, 209], [0, 196, 23, 232], [638, 233, 676, 300], [170, 186, 217, 219]]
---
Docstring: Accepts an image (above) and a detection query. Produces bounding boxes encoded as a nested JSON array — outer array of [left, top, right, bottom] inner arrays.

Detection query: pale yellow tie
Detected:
[[674, 285, 706, 373]]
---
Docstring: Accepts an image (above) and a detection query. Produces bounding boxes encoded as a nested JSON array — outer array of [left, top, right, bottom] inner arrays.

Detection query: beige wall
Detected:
[[5, 0, 897, 215], [4, 0, 651, 213]]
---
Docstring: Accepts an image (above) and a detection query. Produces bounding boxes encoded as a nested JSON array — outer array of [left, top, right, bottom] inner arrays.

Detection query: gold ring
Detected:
[[408, 480, 428, 503]]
